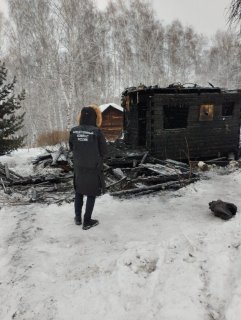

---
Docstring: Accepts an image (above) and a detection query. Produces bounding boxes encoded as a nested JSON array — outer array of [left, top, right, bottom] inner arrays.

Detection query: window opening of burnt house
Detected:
[[163, 104, 189, 129], [199, 104, 214, 121], [222, 102, 234, 117]]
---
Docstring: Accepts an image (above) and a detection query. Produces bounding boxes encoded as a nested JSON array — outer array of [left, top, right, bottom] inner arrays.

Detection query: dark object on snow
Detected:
[[209, 200, 237, 220], [74, 217, 82, 225], [82, 219, 99, 230]]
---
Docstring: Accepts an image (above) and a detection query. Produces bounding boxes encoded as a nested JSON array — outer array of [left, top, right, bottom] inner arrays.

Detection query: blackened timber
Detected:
[[106, 153, 147, 167], [106, 176, 128, 189], [32, 154, 52, 164], [122, 86, 241, 160], [4, 164, 10, 179], [0, 162, 24, 181], [110, 178, 198, 197], [9, 175, 73, 186], [130, 172, 196, 185], [0, 178, 7, 193]]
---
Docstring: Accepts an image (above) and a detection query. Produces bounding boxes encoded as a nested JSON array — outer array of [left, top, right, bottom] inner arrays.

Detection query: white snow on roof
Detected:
[[99, 103, 123, 113]]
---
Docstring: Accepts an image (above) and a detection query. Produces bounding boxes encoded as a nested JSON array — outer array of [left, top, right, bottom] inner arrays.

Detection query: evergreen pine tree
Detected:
[[0, 62, 25, 155]]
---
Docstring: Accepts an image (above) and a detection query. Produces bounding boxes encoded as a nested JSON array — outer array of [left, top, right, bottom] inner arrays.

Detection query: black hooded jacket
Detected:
[[69, 107, 107, 196]]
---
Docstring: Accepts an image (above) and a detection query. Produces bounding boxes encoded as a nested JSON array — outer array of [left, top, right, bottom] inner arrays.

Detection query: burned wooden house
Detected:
[[122, 85, 241, 160], [99, 103, 123, 141]]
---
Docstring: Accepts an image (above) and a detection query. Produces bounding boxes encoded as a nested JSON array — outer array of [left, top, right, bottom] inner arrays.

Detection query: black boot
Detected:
[[82, 219, 99, 230], [74, 217, 82, 225]]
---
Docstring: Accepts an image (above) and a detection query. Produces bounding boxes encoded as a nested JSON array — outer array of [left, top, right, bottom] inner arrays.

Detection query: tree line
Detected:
[[0, 0, 241, 146]]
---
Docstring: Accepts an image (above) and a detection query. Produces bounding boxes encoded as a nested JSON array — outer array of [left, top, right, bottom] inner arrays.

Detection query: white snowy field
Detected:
[[1, 149, 241, 320]]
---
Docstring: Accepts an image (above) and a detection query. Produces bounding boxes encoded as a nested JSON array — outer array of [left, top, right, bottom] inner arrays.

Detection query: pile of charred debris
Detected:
[[0, 142, 212, 206], [104, 141, 198, 196]]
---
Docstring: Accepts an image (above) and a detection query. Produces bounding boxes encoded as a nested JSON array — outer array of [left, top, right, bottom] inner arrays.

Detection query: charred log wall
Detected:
[[123, 90, 241, 160], [124, 92, 139, 146], [150, 93, 241, 159]]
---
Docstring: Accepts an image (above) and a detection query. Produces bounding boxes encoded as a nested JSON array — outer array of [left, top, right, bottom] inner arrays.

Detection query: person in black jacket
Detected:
[[69, 104, 107, 230]]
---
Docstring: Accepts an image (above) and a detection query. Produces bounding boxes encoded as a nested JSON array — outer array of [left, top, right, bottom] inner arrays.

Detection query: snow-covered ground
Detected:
[[1, 149, 241, 320]]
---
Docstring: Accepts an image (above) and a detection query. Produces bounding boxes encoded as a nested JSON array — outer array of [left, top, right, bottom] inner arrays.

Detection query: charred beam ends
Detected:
[[121, 83, 223, 98]]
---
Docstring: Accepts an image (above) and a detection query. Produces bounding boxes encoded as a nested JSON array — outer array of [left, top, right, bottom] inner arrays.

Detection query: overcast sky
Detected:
[[0, 0, 8, 16], [0, 0, 232, 36], [97, 0, 232, 36], [153, 0, 231, 36]]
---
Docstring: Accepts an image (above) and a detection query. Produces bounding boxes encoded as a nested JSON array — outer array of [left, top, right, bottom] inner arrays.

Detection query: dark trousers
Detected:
[[74, 192, 96, 222]]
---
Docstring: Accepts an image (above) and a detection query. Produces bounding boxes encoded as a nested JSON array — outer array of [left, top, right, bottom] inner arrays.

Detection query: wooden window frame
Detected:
[[199, 104, 214, 121]]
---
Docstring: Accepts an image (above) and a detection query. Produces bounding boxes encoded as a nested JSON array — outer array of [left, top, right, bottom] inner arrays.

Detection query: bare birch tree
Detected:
[[206, 30, 241, 88], [229, 0, 241, 25], [3, 0, 241, 145]]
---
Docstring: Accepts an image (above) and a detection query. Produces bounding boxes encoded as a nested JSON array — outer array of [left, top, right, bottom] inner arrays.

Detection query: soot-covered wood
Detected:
[[0, 143, 198, 205]]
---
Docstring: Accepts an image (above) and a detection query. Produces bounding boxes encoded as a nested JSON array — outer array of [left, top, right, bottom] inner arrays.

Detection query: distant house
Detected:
[[99, 103, 123, 140]]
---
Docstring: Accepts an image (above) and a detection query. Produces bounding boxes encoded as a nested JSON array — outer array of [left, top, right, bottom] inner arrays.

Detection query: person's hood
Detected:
[[77, 104, 102, 127]]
